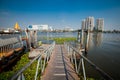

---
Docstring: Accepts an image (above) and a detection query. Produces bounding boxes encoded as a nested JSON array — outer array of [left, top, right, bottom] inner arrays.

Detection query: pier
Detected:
[[41, 45, 79, 80], [9, 42, 113, 80]]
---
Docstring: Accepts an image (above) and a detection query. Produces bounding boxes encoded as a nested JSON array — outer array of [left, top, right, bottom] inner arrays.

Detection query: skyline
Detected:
[[0, 0, 120, 30]]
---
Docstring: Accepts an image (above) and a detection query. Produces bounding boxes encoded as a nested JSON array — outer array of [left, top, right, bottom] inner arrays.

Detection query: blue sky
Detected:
[[0, 0, 120, 30]]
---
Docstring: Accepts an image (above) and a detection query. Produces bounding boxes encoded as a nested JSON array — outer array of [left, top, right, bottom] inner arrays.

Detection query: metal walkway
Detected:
[[41, 45, 79, 80]]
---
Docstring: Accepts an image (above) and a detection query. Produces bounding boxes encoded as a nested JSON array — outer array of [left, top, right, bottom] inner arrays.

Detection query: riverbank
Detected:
[[0, 52, 40, 80]]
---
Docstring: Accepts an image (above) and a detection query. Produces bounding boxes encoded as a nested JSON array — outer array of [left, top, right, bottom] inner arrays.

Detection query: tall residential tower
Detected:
[[96, 18, 104, 31], [81, 19, 86, 30], [86, 16, 94, 31], [81, 16, 94, 31]]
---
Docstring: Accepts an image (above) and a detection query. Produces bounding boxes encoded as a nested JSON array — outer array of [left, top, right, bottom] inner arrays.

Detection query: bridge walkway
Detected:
[[41, 45, 80, 80]]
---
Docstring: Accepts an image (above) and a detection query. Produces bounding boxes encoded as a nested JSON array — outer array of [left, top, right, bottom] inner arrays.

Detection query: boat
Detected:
[[0, 36, 25, 59], [0, 23, 26, 72]]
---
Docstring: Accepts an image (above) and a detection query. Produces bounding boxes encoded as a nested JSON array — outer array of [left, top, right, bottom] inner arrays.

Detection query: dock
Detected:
[[41, 45, 79, 80], [9, 42, 114, 80]]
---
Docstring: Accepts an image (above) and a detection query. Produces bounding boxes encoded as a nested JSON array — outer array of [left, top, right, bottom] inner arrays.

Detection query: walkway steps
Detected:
[[41, 45, 80, 80]]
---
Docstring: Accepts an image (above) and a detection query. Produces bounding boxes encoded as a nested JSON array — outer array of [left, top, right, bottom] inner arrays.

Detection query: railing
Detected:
[[9, 41, 55, 80], [64, 42, 113, 80]]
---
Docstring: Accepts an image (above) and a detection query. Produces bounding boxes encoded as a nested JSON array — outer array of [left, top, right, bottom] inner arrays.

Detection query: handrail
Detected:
[[64, 42, 113, 80], [9, 41, 55, 80]]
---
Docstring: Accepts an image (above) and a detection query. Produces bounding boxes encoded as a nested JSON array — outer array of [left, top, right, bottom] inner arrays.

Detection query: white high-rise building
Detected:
[[96, 18, 104, 31], [86, 16, 94, 31], [81, 19, 86, 30]]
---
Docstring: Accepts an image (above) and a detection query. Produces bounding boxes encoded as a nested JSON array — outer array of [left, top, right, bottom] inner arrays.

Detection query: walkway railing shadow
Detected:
[[9, 41, 55, 80], [61, 46, 78, 80], [64, 42, 113, 80]]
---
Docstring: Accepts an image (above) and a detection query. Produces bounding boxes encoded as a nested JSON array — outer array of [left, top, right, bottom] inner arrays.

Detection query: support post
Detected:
[[80, 29, 84, 49], [85, 30, 89, 54], [77, 29, 81, 43]]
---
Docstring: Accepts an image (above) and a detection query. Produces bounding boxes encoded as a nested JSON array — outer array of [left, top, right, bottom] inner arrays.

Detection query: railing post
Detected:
[[41, 54, 46, 74], [81, 58, 86, 80], [46, 51, 49, 62], [77, 58, 82, 73], [35, 56, 42, 80], [17, 73, 25, 80], [68, 44, 70, 56], [70, 49, 73, 64], [73, 51, 78, 73]]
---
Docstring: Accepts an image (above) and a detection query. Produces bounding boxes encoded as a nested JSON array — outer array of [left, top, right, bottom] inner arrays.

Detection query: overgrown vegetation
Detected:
[[52, 37, 77, 44], [0, 52, 40, 80]]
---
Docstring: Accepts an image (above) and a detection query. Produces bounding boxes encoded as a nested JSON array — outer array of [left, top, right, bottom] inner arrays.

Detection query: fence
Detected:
[[10, 41, 55, 80], [64, 42, 113, 80]]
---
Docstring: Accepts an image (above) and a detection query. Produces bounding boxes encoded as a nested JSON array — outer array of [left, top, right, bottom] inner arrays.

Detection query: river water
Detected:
[[83, 33, 120, 80], [23, 31, 120, 79]]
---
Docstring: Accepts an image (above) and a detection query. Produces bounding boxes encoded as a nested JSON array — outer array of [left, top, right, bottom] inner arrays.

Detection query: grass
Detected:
[[0, 52, 41, 80], [50, 37, 77, 44]]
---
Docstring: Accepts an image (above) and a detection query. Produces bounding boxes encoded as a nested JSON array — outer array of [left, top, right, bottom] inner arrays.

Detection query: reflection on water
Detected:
[[86, 32, 103, 50], [83, 32, 120, 80], [94, 32, 103, 47]]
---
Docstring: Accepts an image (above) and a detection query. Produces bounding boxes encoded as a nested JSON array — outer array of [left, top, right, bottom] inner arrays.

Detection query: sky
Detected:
[[0, 0, 120, 30]]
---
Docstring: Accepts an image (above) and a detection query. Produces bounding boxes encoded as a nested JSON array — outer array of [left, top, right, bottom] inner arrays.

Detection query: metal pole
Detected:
[[77, 58, 82, 73], [41, 54, 46, 74], [74, 51, 78, 73], [35, 56, 42, 80], [85, 30, 89, 54], [82, 58, 86, 80]]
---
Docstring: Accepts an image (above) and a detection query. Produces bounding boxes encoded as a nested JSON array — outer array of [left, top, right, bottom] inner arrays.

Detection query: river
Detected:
[[83, 33, 120, 80]]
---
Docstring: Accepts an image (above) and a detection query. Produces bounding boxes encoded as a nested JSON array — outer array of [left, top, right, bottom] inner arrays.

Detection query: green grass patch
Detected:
[[0, 52, 41, 80], [52, 37, 77, 44]]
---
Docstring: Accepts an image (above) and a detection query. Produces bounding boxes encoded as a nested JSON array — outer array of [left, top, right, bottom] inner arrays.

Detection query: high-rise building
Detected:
[[81, 17, 94, 31], [86, 16, 94, 31], [81, 19, 86, 30], [96, 18, 104, 31]]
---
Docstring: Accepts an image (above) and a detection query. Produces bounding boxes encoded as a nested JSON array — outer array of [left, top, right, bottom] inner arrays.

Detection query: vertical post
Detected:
[[80, 29, 84, 48], [67, 44, 70, 56], [85, 30, 89, 54], [35, 56, 41, 80], [40, 59, 42, 72], [34, 30, 37, 48], [81, 58, 86, 80], [77, 29, 81, 43], [42, 54, 46, 74], [25, 28, 29, 49], [25, 28, 31, 51], [47, 31, 49, 44], [77, 58, 82, 73], [74, 51, 78, 73], [70, 49, 73, 64]]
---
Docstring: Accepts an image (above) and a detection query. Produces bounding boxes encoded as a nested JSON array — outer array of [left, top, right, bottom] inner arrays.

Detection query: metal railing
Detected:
[[64, 42, 113, 80], [10, 41, 55, 80]]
